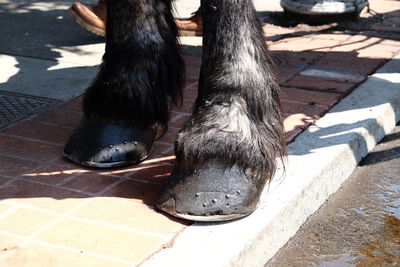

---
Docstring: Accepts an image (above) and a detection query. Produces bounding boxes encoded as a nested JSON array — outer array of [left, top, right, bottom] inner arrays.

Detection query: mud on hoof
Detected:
[[157, 159, 267, 221], [63, 116, 158, 168]]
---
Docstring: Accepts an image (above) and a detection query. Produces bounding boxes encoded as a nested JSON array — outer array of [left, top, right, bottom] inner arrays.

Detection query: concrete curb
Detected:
[[141, 54, 400, 267]]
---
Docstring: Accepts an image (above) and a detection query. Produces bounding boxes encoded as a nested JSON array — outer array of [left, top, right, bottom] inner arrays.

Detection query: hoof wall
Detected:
[[157, 159, 267, 222], [64, 117, 156, 168]]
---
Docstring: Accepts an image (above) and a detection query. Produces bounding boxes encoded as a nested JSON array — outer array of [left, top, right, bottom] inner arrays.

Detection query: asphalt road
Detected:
[[266, 124, 400, 266]]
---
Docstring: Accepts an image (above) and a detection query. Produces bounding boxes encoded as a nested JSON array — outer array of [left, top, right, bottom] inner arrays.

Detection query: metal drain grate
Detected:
[[0, 91, 57, 130]]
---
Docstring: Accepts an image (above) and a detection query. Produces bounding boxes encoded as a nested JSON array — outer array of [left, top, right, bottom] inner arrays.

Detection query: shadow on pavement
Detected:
[[0, 0, 104, 100], [0, 0, 399, 205]]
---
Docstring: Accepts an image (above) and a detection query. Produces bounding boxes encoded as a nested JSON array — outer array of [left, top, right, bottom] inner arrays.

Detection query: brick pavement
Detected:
[[1, 0, 400, 265]]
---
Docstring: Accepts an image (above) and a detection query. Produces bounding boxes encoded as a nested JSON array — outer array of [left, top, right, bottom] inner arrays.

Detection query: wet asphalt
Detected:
[[266, 123, 400, 266]]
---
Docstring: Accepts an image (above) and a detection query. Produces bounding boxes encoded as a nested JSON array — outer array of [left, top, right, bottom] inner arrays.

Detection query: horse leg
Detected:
[[157, 0, 286, 221], [64, 0, 184, 168]]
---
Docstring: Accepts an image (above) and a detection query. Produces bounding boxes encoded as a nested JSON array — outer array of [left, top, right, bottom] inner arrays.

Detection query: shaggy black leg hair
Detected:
[[64, 0, 185, 168], [157, 0, 286, 221]]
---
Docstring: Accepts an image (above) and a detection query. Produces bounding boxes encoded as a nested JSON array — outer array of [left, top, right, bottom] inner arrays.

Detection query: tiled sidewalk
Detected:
[[1, 0, 400, 266]]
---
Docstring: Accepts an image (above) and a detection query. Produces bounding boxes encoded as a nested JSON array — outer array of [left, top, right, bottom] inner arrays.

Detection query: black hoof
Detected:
[[63, 116, 157, 168], [156, 159, 267, 222]]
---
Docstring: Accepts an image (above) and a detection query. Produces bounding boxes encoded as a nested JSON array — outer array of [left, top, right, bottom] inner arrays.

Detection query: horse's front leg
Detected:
[[157, 0, 286, 221], [64, 0, 185, 167]]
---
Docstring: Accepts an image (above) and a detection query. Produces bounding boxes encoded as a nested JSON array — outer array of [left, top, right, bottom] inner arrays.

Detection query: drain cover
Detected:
[[281, 0, 366, 15], [0, 91, 56, 129]]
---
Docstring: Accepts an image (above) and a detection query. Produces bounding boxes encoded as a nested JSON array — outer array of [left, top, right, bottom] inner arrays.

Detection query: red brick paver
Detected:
[[1, 0, 400, 265]]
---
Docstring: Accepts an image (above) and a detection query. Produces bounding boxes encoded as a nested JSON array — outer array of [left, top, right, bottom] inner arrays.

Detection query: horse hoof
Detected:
[[63, 116, 157, 168], [156, 159, 267, 222]]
